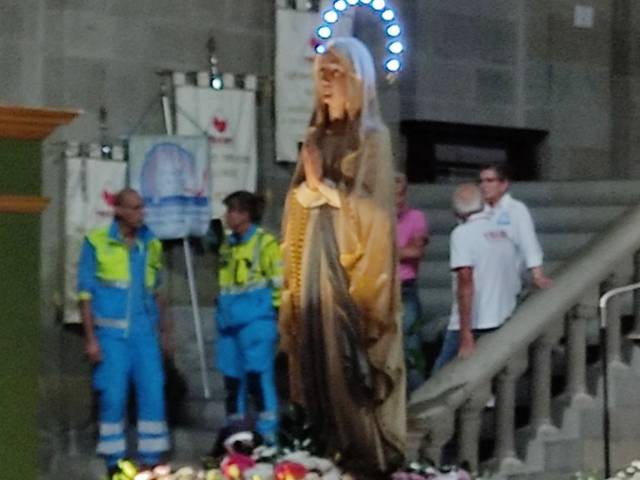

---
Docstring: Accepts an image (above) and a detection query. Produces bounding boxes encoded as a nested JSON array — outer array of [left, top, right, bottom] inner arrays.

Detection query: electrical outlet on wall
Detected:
[[574, 5, 594, 29]]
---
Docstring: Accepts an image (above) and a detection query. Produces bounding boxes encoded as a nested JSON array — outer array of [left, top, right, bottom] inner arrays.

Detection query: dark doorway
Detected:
[[400, 121, 548, 183]]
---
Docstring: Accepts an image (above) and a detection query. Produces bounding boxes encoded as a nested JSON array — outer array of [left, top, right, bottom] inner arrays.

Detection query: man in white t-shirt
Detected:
[[479, 164, 552, 289], [433, 183, 521, 371]]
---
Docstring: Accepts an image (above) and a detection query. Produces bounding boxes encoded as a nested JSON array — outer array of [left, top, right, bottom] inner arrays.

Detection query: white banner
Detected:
[[64, 158, 127, 323], [129, 135, 211, 239], [175, 86, 257, 218], [275, 4, 353, 162]]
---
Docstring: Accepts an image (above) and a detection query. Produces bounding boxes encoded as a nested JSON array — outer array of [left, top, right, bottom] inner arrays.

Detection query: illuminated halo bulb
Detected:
[[360, 0, 372, 4], [372, 0, 386, 10], [381, 9, 395, 21], [317, 25, 332, 39], [388, 40, 403, 54], [386, 24, 401, 37], [334, 0, 348, 11], [211, 76, 223, 90], [315, 44, 327, 54], [347, 0, 358, 4], [385, 58, 401, 72], [323, 10, 339, 23]]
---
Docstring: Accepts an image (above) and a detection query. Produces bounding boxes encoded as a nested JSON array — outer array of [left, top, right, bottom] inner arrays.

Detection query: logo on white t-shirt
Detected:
[[496, 211, 511, 225]]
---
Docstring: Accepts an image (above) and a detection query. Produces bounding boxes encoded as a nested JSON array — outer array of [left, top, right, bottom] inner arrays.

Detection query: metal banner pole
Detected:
[[183, 237, 211, 399], [161, 83, 211, 398]]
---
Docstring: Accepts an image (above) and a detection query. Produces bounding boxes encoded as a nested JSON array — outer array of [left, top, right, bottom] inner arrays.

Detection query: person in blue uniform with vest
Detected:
[[78, 188, 172, 476], [214, 191, 283, 445]]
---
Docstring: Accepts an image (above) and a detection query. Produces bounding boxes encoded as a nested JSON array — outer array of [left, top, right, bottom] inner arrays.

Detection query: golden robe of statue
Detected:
[[278, 37, 406, 475]]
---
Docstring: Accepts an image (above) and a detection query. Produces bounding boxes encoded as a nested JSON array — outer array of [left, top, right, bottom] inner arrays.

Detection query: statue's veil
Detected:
[[289, 36, 395, 214]]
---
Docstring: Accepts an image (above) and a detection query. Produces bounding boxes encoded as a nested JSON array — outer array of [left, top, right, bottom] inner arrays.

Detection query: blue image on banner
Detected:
[[139, 141, 210, 239]]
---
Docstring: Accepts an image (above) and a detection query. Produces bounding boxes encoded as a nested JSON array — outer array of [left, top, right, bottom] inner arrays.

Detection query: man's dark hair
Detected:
[[480, 163, 512, 182], [223, 191, 265, 223]]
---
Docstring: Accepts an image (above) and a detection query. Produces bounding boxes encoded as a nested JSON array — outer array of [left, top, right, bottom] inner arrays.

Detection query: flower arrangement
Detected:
[[571, 460, 640, 480]]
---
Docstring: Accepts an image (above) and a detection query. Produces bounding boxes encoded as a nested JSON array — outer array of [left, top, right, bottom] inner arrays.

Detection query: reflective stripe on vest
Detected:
[[94, 318, 128, 329]]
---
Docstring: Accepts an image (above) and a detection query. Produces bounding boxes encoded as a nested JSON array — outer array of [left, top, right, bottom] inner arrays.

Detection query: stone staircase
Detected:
[[499, 340, 640, 480], [406, 180, 640, 480]]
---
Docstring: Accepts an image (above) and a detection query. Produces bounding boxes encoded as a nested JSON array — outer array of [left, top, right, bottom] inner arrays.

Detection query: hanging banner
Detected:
[[175, 86, 257, 219], [64, 157, 127, 324], [275, 3, 353, 163], [129, 135, 210, 239]]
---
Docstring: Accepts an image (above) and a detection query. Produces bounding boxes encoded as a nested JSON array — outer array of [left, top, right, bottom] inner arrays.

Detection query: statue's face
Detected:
[[316, 50, 351, 120]]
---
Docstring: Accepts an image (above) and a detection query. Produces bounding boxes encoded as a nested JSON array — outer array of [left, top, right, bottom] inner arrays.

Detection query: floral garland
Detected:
[[106, 439, 473, 480]]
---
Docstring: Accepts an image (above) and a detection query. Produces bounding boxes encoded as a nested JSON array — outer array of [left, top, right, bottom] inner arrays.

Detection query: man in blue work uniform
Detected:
[[214, 191, 282, 446], [78, 188, 172, 476]]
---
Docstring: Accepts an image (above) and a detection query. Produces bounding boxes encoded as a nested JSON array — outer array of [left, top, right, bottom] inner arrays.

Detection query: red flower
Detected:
[[221, 453, 256, 479], [274, 461, 308, 480]]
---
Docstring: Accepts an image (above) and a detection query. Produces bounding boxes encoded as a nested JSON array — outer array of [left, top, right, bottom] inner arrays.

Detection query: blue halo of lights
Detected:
[[381, 8, 395, 21], [386, 24, 401, 37], [314, 0, 405, 75], [324, 10, 339, 23], [334, 0, 348, 12], [384, 58, 400, 72], [388, 40, 403, 54], [317, 25, 333, 39]]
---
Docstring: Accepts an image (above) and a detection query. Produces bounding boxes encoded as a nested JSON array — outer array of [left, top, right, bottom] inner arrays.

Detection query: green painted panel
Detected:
[[0, 213, 41, 479], [0, 139, 41, 195]]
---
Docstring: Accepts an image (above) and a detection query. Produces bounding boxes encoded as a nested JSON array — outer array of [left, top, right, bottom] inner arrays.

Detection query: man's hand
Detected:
[[85, 336, 102, 363], [531, 267, 553, 289], [458, 329, 475, 359], [161, 330, 175, 356], [399, 235, 426, 261]]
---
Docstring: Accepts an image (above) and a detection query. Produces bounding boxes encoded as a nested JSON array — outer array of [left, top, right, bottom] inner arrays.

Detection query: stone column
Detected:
[[530, 333, 555, 431], [495, 358, 526, 470], [566, 305, 589, 401], [458, 383, 491, 472], [417, 406, 455, 467]]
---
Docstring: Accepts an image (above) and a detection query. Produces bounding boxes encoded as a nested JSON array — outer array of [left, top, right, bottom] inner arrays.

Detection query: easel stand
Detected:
[[160, 86, 211, 399]]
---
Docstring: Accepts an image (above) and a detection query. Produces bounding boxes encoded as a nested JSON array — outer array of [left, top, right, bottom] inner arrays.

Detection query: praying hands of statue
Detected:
[[302, 140, 323, 191]]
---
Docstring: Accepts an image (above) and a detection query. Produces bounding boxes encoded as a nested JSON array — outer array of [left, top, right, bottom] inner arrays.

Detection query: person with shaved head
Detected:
[[77, 188, 171, 476], [432, 183, 520, 371]]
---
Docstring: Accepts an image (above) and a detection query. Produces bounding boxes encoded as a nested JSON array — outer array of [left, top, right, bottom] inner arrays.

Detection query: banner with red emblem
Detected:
[[274, 2, 353, 163], [175, 86, 257, 219], [64, 157, 127, 323]]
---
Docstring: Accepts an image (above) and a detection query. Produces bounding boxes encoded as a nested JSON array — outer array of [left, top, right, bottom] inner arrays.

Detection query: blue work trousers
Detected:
[[93, 331, 168, 467]]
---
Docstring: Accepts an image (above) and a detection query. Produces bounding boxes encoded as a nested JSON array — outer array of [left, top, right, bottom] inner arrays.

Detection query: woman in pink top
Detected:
[[395, 173, 429, 392]]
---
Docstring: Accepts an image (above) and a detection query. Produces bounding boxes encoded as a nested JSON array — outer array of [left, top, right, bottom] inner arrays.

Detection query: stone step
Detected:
[[423, 205, 627, 234], [418, 260, 564, 289], [407, 180, 640, 209], [424, 232, 592, 261]]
